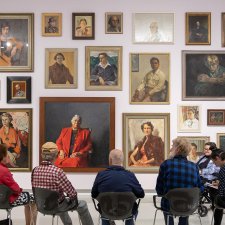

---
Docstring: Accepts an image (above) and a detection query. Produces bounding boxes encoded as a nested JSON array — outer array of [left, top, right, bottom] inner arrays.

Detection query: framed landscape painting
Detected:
[[207, 109, 225, 125], [133, 13, 174, 44], [182, 51, 225, 101], [0, 109, 32, 171], [39, 97, 115, 172], [130, 53, 170, 104], [85, 46, 122, 91], [123, 113, 170, 173], [0, 13, 34, 72]]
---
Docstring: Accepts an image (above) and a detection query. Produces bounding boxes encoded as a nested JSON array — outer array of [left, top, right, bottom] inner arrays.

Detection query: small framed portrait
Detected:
[[0, 108, 32, 171], [222, 13, 225, 47], [85, 46, 122, 91], [133, 13, 174, 44], [72, 13, 95, 40], [217, 133, 225, 149], [130, 53, 170, 104], [123, 113, 170, 173], [45, 48, 78, 89], [186, 12, 211, 45], [7, 76, 31, 104], [178, 136, 210, 156], [178, 105, 201, 132], [182, 51, 225, 101], [42, 13, 62, 37], [207, 109, 225, 125], [0, 13, 34, 72], [105, 12, 123, 34]]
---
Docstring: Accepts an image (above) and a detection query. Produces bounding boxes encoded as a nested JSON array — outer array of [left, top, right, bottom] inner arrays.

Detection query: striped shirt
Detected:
[[155, 155, 203, 210], [32, 161, 77, 202]]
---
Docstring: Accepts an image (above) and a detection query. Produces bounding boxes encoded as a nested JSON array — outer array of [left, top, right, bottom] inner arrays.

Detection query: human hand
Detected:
[[59, 150, 64, 159], [99, 77, 105, 85], [197, 74, 209, 82]]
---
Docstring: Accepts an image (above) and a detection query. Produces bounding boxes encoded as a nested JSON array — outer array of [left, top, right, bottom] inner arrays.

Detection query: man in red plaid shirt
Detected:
[[32, 142, 93, 225]]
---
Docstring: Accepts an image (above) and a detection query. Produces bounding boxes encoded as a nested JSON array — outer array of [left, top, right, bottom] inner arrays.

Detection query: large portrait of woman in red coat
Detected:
[[40, 97, 115, 172]]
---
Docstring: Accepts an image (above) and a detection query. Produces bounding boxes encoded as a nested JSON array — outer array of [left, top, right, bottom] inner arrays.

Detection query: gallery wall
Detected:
[[1, 0, 224, 190]]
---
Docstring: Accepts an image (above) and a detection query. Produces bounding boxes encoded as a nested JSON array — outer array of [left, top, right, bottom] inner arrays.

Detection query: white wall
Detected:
[[1, 0, 225, 191]]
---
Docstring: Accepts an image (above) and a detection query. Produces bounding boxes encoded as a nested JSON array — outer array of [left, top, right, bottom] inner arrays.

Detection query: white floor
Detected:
[[0, 193, 223, 225]]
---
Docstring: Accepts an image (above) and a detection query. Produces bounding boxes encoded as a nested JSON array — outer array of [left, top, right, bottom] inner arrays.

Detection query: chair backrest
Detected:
[[32, 187, 60, 215], [165, 187, 200, 216], [0, 184, 13, 210], [96, 192, 137, 220]]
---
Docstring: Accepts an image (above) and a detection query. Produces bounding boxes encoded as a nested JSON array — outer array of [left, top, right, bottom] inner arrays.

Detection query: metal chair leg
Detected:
[[153, 209, 158, 225]]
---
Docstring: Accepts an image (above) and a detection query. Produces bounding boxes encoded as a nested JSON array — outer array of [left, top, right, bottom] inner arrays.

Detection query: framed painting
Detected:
[[186, 12, 211, 45], [177, 136, 210, 156], [0, 13, 34, 72], [0, 109, 32, 171], [105, 12, 123, 34], [85, 46, 122, 91], [45, 48, 78, 89], [133, 13, 174, 44], [7, 76, 31, 103], [123, 113, 170, 173], [130, 53, 170, 104], [217, 133, 225, 150], [222, 13, 225, 47], [42, 13, 62, 36], [182, 51, 225, 100], [207, 109, 225, 125], [72, 13, 95, 40], [177, 105, 201, 132], [39, 97, 115, 172]]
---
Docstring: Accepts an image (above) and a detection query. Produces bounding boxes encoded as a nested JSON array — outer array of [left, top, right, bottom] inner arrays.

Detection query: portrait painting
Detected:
[[39, 97, 115, 172], [222, 13, 225, 47], [217, 133, 225, 150], [0, 13, 34, 72], [130, 53, 170, 104], [0, 109, 32, 171], [123, 113, 170, 173], [186, 12, 211, 45], [85, 46, 122, 91], [42, 13, 62, 36], [7, 76, 31, 103], [72, 13, 95, 40], [178, 105, 201, 132], [133, 13, 174, 44], [207, 109, 225, 125], [45, 48, 78, 89], [178, 136, 210, 156], [105, 12, 123, 34], [182, 51, 225, 100]]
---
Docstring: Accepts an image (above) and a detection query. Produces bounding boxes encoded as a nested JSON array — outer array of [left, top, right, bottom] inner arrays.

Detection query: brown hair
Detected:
[[0, 144, 8, 162]]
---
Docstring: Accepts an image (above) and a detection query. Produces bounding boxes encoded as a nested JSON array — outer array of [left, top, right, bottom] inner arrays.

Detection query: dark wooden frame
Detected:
[[72, 13, 95, 40], [207, 109, 225, 125], [39, 97, 115, 172], [7, 76, 31, 103]]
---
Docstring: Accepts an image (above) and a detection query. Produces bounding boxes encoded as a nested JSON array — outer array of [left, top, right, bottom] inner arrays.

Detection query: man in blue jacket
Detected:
[[91, 149, 145, 225]]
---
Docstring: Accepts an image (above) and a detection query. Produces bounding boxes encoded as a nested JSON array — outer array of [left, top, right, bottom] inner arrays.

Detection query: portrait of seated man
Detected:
[[90, 52, 118, 86], [144, 21, 166, 42], [132, 57, 168, 102], [55, 114, 92, 168], [189, 20, 208, 43]]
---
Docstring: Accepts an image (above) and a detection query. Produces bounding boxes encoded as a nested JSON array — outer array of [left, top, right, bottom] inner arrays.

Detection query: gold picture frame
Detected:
[[45, 48, 78, 89], [42, 13, 62, 36], [85, 46, 122, 91], [222, 13, 225, 47]]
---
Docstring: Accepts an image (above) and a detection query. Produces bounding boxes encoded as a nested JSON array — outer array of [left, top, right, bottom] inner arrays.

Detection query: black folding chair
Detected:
[[92, 192, 141, 225]]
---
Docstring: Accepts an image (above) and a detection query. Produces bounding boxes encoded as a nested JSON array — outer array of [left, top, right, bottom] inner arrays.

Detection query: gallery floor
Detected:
[[0, 193, 223, 225]]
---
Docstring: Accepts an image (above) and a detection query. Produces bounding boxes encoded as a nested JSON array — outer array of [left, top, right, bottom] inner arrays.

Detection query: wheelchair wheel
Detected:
[[198, 205, 208, 217]]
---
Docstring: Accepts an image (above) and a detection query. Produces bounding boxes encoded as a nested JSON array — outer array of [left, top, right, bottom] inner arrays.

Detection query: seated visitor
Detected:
[[156, 137, 203, 225], [0, 144, 37, 225], [91, 149, 145, 225], [32, 142, 94, 225]]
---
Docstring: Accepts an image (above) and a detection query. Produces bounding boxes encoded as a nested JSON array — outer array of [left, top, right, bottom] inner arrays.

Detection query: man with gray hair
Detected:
[[91, 149, 145, 225], [32, 142, 94, 225]]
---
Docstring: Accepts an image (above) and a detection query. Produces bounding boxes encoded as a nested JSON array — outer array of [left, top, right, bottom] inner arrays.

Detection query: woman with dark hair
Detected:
[[211, 148, 225, 225], [129, 121, 164, 167]]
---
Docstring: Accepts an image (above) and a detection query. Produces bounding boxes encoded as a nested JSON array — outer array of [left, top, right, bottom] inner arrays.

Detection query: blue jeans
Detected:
[[163, 212, 189, 225]]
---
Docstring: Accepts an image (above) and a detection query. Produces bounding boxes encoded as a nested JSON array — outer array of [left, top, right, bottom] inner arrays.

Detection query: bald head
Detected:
[[109, 149, 123, 166]]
